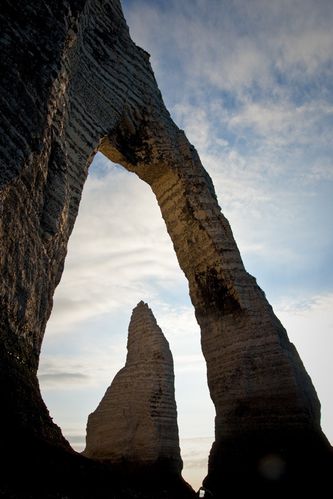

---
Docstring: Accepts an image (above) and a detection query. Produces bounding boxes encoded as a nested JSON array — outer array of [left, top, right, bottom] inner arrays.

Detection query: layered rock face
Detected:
[[0, 0, 331, 496], [83, 302, 182, 473]]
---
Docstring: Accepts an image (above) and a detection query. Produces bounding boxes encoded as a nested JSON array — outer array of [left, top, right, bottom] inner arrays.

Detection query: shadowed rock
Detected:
[[83, 301, 182, 474], [0, 0, 332, 497]]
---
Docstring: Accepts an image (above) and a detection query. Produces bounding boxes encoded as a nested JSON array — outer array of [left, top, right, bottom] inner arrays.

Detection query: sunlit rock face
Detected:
[[83, 302, 182, 473], [0, 0, 331, 496]]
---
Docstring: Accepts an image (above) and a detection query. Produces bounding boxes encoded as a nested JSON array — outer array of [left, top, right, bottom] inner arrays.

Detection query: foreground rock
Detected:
[[0, 0, 331, 496], [83, 301, 182, 474]]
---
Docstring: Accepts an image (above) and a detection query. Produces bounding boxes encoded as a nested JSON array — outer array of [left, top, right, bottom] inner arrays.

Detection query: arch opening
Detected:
[[38, 152, 215, 490], [1, 1, 331, 496]]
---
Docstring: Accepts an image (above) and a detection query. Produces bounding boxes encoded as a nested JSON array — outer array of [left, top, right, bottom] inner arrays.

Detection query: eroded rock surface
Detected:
[[83, 302, 182, 473], [0, 0, 332, 496]]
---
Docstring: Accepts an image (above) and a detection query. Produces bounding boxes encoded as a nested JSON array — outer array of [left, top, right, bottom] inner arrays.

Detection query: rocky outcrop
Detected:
[[83, 302, 182, 473], [0, 0, 331, 497]]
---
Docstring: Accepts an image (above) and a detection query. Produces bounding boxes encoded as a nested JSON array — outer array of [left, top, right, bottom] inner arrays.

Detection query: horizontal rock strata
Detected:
[[83, 301, 182, 473], [0, 0, 331, 496]]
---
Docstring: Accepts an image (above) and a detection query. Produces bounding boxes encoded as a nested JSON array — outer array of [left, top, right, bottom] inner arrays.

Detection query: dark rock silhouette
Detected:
[[83, 302, 182, 474], [0, 0, 331, 497]]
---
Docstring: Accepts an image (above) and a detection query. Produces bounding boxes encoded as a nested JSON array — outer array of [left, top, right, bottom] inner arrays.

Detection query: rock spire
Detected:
[[0, 0, 331, 496], [83, 302, 182, 473]]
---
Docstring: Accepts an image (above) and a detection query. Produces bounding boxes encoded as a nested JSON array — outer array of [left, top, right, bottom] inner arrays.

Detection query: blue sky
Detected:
[[38, 0, 333, 490]]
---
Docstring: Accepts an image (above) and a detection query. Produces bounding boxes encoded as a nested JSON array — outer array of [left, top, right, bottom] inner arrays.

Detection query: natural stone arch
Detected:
[[0, 0, 331, 497]]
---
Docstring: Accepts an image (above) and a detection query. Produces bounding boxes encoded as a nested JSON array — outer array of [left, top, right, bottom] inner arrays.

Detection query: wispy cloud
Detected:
[[38, 2, 333, 489], [124, 0, 333, 187], [124, 0, 333, 97], [46, 156, 185, 335], [229, 101, 333, 145], [39, 372, 89, 384]]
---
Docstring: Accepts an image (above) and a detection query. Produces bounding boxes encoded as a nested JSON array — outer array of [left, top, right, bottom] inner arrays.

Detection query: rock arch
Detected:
[[0, 0, 331, 496]]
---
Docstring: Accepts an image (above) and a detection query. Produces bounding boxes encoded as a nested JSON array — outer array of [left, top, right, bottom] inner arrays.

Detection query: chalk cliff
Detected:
[[0, 0, 331, 497], [83, 302, 182, 473]]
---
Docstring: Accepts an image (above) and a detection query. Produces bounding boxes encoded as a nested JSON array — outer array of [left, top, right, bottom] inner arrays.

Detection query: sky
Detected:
[[38, 0, 333, 491]]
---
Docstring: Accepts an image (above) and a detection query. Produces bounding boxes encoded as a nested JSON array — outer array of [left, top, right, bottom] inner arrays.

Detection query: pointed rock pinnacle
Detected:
[[83, 302, 182, 473]]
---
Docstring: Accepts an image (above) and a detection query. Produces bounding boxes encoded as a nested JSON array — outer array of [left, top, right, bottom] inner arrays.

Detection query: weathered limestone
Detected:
[[0, 0, 331, 496], [83, 302, 182, 473]]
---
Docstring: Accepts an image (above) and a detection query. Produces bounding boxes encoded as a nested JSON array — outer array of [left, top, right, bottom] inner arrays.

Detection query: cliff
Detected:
[[0, 0, 331, 497]]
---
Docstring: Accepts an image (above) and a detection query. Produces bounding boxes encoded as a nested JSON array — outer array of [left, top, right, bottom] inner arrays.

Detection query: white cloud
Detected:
[[39, 340, 127, 390], [38, 2, 333, 490], [39, 371, 89, 386], [228, 100, 333, 148], [169, 95, 332, 287], [274, 23, 333, 76], [124, 0, 333, 98], [46, 157, 184, 335], [173, 104, 212, 152]]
